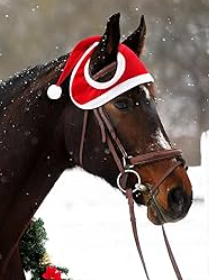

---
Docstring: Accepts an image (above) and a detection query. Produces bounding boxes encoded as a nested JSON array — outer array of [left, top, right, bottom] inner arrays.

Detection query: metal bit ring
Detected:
[[117, 169, 142, 193]]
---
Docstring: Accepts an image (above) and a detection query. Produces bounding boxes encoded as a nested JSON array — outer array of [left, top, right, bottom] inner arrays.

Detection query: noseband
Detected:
[[78, 64, 186, 280]]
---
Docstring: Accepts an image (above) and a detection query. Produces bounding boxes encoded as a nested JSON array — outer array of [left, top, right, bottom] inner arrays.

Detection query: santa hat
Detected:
[[47, 36, 154, 109]]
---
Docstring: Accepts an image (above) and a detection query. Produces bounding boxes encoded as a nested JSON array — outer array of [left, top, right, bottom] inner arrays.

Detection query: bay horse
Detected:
[[0, 14, 192, 280]]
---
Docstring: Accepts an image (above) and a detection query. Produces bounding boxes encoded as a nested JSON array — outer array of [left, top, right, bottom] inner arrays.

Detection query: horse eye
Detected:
[[114, 98, 131, 110]]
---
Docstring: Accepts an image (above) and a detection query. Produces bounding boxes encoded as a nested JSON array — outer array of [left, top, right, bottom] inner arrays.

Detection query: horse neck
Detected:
[[0, 61, 77, 269], [0, 59, 69, 197]]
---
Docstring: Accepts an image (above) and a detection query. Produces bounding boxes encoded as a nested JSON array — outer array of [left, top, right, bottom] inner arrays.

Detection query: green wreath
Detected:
[[20, 218, 71, 280]]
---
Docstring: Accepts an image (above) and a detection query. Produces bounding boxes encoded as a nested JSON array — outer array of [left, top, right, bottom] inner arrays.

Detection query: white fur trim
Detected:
[[47, 84, 62, 100], [73, 73, 154, 109], [84, 52, 126, 89]]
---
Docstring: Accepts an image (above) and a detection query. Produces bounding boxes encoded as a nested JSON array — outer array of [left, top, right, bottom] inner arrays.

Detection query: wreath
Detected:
[[20, 218, 71, 280]]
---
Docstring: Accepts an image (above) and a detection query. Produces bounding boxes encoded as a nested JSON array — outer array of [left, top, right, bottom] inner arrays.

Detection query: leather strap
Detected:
[[92, 61, 117, 81], [130, 150, 182, 166], [151, 161, 182, 196], [98, 107, 127, 158], [79, 110, 89, 166], [93, 109, 106, 143], [126, 188, 151, 280], [162, 225, 183, 280], [126, 188, 184, 280]]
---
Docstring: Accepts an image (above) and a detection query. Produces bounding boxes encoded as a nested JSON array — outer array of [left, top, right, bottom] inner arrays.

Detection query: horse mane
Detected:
[[0, 53, 69, 110]]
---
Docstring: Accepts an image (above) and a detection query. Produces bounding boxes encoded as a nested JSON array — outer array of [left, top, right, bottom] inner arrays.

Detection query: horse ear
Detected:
[[89, 13, 120, 76], [122, 15, 146, 57]]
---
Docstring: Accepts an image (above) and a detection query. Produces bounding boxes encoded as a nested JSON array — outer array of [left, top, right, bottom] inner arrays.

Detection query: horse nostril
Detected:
[[168, 186, 190, 217]]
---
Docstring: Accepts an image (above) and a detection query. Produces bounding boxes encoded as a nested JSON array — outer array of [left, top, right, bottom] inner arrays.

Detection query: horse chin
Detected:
[[133, 194, 165, 225], [147, 204, 165, 225]]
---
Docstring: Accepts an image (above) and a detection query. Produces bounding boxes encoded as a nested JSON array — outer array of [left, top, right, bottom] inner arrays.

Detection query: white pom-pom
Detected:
[[47, 84, 62, 100]]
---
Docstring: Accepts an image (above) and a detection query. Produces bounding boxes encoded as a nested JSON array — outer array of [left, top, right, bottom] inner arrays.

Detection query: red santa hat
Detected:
[[47, 36, 154, 109]]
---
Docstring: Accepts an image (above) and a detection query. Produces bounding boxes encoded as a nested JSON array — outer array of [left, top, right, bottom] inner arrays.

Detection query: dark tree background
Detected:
[[0, 0, 209, 165]]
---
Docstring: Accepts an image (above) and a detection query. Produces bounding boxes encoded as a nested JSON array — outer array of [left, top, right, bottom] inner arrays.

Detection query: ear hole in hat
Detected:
[[84, 52, 126, 89]]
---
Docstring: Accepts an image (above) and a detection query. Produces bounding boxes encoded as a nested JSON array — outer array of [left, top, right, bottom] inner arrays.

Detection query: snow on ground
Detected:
[[35, 167, 208, 280]]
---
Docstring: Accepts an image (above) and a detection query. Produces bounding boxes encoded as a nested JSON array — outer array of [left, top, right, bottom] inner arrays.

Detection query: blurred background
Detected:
[[0, 0, 209, 164]]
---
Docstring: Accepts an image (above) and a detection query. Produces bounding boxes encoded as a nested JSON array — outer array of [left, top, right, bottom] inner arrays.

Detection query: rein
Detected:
[[78, 64, 185, 280]]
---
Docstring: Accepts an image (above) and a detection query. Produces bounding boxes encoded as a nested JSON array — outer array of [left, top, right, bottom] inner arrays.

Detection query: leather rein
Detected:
[[78, 64, 186, 280]]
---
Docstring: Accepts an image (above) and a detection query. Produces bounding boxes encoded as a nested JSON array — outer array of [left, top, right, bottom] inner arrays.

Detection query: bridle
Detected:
[[78, 63, 186, 280]]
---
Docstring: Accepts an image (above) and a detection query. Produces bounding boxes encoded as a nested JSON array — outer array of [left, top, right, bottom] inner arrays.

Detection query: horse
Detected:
[[0, 13, 192, 280]]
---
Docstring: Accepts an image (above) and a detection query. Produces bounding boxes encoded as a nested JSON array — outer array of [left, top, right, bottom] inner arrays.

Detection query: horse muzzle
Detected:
[[145, 185, 193, 225]]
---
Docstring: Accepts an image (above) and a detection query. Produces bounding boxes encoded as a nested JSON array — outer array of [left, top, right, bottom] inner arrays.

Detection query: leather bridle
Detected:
[[77, 64, 186, 280]]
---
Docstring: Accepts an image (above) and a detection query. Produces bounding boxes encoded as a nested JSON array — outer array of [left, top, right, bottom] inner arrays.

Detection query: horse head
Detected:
[[59, 14, 192, 225]]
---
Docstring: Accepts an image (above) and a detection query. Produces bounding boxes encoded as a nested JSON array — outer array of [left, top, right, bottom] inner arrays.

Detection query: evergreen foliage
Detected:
[[20, 218, 70, 280]]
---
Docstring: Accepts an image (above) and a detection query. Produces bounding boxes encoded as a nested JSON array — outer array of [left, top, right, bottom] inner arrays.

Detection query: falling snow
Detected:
[[0, 1, 209, 279]]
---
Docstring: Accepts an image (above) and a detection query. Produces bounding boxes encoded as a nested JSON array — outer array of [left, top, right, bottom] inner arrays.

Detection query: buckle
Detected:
[[122, 155, 134, 169]]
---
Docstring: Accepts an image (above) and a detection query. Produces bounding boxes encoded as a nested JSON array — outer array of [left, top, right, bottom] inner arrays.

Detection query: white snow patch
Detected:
[[33, 165, 208, 280], [33, 132, 209, 280], [155, 128, 171, 149], [141, 85, 151, 100]]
